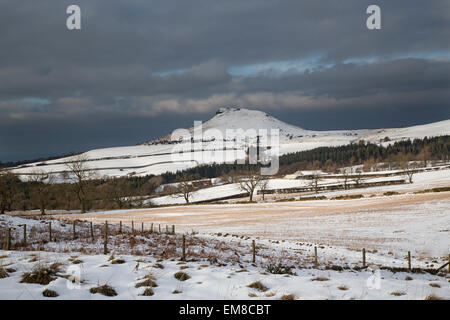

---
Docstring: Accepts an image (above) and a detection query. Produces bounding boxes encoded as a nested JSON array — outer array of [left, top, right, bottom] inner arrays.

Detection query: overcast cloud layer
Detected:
[[1, 0, 450, 161]]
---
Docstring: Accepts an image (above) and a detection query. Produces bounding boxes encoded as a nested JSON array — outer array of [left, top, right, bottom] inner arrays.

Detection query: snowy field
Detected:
[[0, 249, 448, 300], [0, 213, 448, 300]]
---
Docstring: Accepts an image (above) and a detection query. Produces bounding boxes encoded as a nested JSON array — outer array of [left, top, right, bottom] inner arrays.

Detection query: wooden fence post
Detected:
[[72, 220, 76, 240], [103, 221, 108, 255], [448, 254, 450, 273], [132, 221, 134, 233], [181, 235, 186, 261], [166, 225, 169, 234], [172, 225, 175, 235], [119, 221, 122, 234], [90, 222, 94, 242], [150, 223, 153, 233], [159, 224, 161, 233], [252, 240, 256, 263], [314, 246, 318, 267], [407, 251, 411, 271], [141, 222, 144, 232], [19, 224, 26, 247], [48, 222, 52, 242], [23, 224, 26, 247], [5, 227, 11, 250], [362, 248, 366, 268]]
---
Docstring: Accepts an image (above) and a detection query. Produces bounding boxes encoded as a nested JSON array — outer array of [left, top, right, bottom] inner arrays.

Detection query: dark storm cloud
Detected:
[[0, 0, 449, 161]]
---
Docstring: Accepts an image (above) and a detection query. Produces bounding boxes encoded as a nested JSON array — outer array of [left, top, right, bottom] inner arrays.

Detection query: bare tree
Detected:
[[64, 154, 97, 213], [401, 160, 416, 184], [29, 170, 55, 215], [103, 177, 132, 209], [238, 170, 264, 202], [340, 168, 351, 190], [171, 174, 198, 204], [308, 173, 322, 193], [259, 177, 270, 201], [352, 172, 364, 188], [0, 168, 18, 214]]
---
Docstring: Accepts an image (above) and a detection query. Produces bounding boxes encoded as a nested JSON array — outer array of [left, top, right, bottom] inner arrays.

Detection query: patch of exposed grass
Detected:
[[429, 283, 441, 288], [42, 289, 59, 298], [153, 263, 164, 269], [135, 279, 158, 288], [90, 284, 117, 297], [265, 292, 276, 297], [179, 265, 189, 270], [391, 291, 405, 296], [6, 268, 16, 273], [248, 292, 257, 297], [311, 277, 329, 282], [280, 294, 296, 300], [172, 290, 182, 294], [71, 259, 83, 264], [405, 276, 413, 281], [235, 269, 248, 273], [140, 288, 154, 296], [247, 281, 268, 292], [337, 285, 349, 291], [425, 294, 441, 300], [111, 259, 125, 264], [0, 266, 9, 279], [174, 271, 190, 281]]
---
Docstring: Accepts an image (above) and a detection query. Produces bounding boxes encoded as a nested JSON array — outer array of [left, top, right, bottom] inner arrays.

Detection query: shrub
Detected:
[[20, 263, 62, 285], [266, 263, 296, 275]]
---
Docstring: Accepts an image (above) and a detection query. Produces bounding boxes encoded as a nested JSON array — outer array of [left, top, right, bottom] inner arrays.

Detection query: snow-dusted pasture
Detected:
[[0, 213, 448, 300], [0, 249, 448, 300]]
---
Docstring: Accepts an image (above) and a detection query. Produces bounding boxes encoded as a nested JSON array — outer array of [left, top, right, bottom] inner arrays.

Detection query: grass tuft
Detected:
[[0, 266, 9, 279], [312, 277, 329, 282], [425, 294, 441, 300], [174, 271, 190, 281], [42, 289, 59, 298], [20, 263, 62, 285], [247, 281, 268, 292], [90, 284, 117, 297], [140, 288, 154, 296], [135, 279, 158, 288], [111, 259, 126, 264], [280, 294, 296, 300]]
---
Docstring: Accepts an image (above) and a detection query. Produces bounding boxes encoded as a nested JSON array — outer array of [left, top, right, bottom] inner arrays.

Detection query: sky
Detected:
[[1, 0, 450, 162]]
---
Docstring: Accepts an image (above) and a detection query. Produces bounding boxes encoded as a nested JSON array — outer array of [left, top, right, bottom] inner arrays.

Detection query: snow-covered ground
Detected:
[[0, 213, 448, 300], [1, 249, 448, 300]]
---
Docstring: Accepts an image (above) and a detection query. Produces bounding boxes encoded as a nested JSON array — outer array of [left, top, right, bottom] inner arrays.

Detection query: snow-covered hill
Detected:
[[10, 107, 450, 179]]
